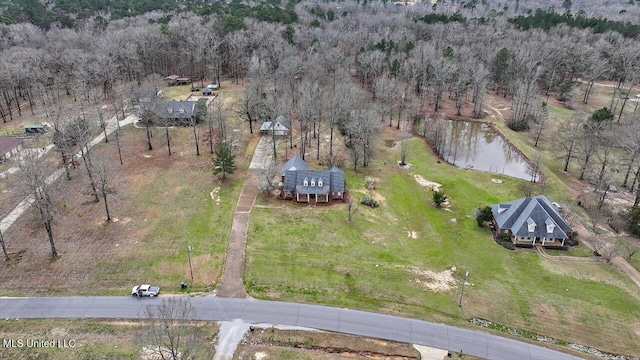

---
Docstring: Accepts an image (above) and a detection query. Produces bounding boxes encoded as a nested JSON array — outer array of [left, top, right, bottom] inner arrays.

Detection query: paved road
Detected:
[[216, 136, 274, 298], [0, 296, 580, 360]]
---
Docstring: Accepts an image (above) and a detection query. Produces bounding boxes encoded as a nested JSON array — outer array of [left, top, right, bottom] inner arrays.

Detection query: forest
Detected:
[[0, 0, 639, 223]]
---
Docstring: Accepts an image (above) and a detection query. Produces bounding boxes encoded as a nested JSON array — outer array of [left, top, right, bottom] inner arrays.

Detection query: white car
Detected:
[[132, 285, 160, 297]]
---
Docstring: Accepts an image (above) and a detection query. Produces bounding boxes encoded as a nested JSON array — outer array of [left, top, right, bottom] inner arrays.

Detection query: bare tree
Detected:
[[591, 236, 617, 262], [138, 297, 213, 360], [558, 113, 584, 172], [0, 224, 9, 261], [67, 117, 100, 202], [257, 160, 281, 195], [616, 238, 640, 261], [398, 118, 411, 166], [14, 149, 58, 257], [93, 158, 116, 223], [533, 103, 549, 147]]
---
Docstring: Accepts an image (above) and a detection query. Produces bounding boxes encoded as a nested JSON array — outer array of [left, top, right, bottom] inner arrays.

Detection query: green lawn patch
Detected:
[[245, 135, 640, 356]]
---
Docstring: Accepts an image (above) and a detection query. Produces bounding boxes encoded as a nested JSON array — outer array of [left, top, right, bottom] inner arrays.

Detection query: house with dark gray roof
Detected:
[[281, 155, 345, 203], [260, 115, 291, 136], [491, 195, 574, 247], [149, 100, 198, 125]]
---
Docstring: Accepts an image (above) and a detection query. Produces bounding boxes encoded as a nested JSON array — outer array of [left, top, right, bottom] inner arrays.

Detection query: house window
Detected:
[[167, 108, 173, 113], [303, 178, 308, 187], [318, 178, 323, 187], [311, 178, 316, 187], [179, 108, 185, 114], [527, 217, 536, 232]]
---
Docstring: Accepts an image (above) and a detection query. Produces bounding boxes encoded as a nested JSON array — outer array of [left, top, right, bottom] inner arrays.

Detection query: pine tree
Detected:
[[213, 142, 236, 180]]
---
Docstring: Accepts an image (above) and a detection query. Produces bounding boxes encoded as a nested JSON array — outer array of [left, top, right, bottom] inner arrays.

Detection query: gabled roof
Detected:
[[282, 156, 345, 195], [164, 75, 179, 80], [260, 121, 273, 131], [0, 136, 22, 155], [491, 195, 573, 239], [261, 115, 291, 132], [282, 155, 309, 175], [274, 115, 290, 130], [150, 100, 197, 119], [329, 166, 345, 192], [295, 170, 331, 195]]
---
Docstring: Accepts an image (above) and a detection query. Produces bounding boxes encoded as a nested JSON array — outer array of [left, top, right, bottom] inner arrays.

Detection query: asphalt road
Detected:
[[0, 296, 581, 360]]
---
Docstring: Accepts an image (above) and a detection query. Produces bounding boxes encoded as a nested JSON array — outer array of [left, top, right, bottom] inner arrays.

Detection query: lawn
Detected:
[[0, 122, 250, 296], [245, 130, 640, 356]]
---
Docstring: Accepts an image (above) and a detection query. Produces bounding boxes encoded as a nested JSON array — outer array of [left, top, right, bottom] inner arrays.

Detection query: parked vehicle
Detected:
[[131, 285, 160, 297]]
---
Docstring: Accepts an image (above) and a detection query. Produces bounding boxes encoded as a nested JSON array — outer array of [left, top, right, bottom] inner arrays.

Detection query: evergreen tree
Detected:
[[213, 142, 236, 180]]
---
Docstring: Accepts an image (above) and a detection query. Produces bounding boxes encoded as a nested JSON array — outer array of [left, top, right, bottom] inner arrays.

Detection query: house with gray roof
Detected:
[[260, 115, 291, 136], [281, 155, 345, 203], [491, 195, 574, 247], [149, 100, 198, 125]]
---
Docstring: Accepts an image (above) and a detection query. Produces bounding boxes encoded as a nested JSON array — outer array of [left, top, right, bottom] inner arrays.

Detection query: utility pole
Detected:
[[458, 270, 469, 307], [187, 244, 194, 281]]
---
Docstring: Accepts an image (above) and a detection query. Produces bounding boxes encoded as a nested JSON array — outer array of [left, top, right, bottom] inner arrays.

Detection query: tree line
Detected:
[[3, 0, 640, 258]]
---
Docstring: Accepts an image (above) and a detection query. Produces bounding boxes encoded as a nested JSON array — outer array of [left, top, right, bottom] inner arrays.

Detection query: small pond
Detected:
[[439, 120, 539, 181]]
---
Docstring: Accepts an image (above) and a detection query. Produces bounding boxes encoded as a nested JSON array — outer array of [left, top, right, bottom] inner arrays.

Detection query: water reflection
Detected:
[[439, 120, 539, 181]]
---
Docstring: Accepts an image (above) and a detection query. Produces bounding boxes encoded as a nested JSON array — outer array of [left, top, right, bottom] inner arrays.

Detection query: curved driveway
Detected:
[[0, 296, 580, 360]]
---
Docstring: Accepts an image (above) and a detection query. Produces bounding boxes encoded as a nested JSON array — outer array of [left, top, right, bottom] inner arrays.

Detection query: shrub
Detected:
[[498, 234, 515, 250], [432, 190, 447, 207], [474, 206, 494, 226], [360, 196, 379, 208], [627, 206, 640, 236], [590, 107, 614, 121]]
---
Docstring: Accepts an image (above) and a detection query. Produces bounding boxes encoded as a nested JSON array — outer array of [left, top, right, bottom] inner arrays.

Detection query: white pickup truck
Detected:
[[132, 285, 160, 297]]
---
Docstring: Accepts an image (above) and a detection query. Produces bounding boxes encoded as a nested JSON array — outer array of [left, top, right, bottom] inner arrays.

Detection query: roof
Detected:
[[164, 75, 179, 80], [0, 136, 22, 155], [260, 121, 273, 131], [282, 156, 345, 195], [261, 115, 291, 132], [295, 170, 331, 195], [274, 115, 291, 130], [491, 195, 573, 239], [282, 155, 309, 175], [150, 100, 197, 119], [329, 166, 345, 192]]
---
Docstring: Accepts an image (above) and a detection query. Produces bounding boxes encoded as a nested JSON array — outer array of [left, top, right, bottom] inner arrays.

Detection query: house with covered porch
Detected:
[[281, 155, 345, 203], [491, 195, 574, 248]]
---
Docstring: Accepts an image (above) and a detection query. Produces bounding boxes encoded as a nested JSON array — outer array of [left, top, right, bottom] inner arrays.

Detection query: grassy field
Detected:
[[245, 128, 640, 356], [0, 318, 218, 359], [0, 122, 249, 296]]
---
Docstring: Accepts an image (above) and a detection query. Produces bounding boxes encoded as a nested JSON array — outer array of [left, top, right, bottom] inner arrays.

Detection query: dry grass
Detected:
[[235, 328, 419, 360], [0, 120, 251, 295]]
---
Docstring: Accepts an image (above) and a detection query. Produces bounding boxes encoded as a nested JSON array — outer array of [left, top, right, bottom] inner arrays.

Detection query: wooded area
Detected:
[[0, 0, 639, 244]]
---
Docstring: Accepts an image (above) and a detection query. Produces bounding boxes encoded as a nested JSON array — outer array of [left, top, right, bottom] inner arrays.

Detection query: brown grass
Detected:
[[0, 121, 248, 295]]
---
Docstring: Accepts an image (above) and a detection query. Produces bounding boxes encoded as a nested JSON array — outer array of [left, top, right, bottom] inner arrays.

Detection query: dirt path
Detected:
[[485, 97, 640, 289], [535, 244, 596, 262], [216, 137, 273, 298], [573, 224, 640, 287]]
